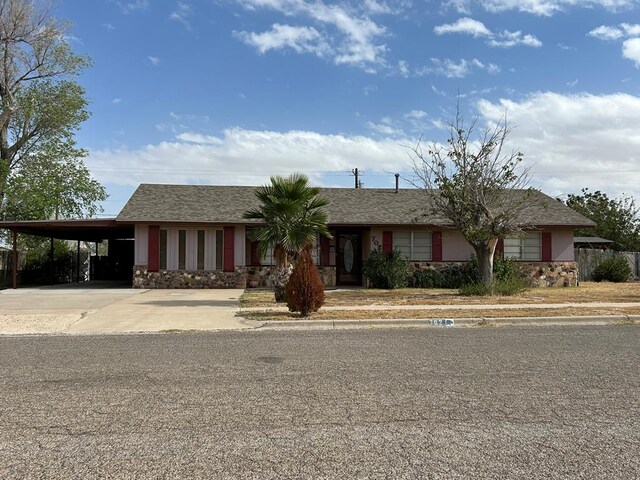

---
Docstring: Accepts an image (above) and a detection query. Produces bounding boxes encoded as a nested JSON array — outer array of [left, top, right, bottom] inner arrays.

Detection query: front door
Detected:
[[336, 232, 362, 286]]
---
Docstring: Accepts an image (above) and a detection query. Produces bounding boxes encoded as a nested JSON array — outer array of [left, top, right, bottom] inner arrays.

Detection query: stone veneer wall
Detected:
[[132, 265, 246, 289], [408, 261, 579, 287], [132, 265, 337, 289], [243, 266, 336, 288]]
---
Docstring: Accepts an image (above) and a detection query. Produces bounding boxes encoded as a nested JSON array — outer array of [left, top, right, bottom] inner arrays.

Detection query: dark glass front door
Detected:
[[336, 232, 362, 286]]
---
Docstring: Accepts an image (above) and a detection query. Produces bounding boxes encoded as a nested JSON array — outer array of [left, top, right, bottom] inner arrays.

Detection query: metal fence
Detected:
[[574, 248, 640, 282], [0, 249, 25, 288]]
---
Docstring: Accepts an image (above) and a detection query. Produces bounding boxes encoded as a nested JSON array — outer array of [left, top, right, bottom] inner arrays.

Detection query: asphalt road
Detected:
[[1, 326, 639, 479]]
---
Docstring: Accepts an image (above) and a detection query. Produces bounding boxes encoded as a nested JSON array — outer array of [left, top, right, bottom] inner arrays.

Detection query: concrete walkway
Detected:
[[0, 286, 249, 335]]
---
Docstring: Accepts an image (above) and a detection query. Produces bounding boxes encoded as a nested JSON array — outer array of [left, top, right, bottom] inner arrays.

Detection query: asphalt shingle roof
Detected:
[[116, 184, 596, 228]]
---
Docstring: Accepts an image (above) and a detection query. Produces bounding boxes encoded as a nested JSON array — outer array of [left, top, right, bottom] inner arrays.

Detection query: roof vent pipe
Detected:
[[395, 173, 399, 193]]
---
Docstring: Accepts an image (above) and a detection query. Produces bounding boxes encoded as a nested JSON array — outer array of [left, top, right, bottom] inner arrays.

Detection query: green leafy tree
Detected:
[[243, 173, 332, 302], [409, 108, 537, 287], [0, 0, 93, 216], [4, 138, 106, 221], [566, 188, 640, 252]]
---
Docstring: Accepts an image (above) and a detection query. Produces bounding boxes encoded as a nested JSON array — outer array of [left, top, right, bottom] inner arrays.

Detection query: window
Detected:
[[393, 231, 431, 261], [504, 232, 541, 261]]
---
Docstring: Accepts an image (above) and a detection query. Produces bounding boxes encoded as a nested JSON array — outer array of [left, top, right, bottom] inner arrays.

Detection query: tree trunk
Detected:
[[274, 263, 293, 303], [474, 238, 498, 287]]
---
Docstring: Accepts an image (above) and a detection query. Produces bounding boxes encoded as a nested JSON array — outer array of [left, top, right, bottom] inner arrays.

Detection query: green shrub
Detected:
[[492, 256, 522, 282], [410, 269, 443, 288], [363, 249, 408, 289], [440, 264, 477, 288], [592, 256, 632, 283], [286, 248, 325, 316]]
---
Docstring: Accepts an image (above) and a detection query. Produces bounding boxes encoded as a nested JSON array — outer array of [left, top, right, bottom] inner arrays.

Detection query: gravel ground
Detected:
[[1, 326, 638, 479], [0, 313, 84, 334]]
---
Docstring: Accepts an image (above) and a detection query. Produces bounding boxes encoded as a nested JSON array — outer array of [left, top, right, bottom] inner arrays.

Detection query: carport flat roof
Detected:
[[0, 219, 134, 242]]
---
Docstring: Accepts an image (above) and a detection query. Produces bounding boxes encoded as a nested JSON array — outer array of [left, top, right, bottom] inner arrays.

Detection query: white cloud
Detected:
[[588, 23, 640, 66], [169, 2, 192, 30], [396, 59, 410, 77], [488, 31, 542, 48], [434, 17, 492, 37], [86, 128, 409, 187], [476, 92, 640, 198], [366, 120, 404, 136], [234, 24, 331, 57], [405, 110, 428, 120], [443, 0, 472, 13], [622, 38, 640, 66], [459, 0, 640, 16], [103, 23, 116, 31], [235, 0, 389, 69], [434, 17, 542, 48], [147, 56, 161, 66], [364, 0, 392, 14], [117, 0, 149, 14], [422, 58, 500, 78], [588, 25, 624, 41], [112, 98, 123, 104]]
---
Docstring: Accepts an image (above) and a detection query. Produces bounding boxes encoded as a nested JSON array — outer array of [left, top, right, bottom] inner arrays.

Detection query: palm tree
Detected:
[[243, 174, 332, 302]]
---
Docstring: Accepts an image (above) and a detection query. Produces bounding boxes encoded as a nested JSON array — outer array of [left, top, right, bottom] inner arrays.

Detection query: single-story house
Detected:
[[0, 183, 596, 288], [121, 184, 594, 288]]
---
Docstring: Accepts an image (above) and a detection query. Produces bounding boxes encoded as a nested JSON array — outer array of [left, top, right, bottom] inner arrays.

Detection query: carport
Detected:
[[0, 219, 134, 289]]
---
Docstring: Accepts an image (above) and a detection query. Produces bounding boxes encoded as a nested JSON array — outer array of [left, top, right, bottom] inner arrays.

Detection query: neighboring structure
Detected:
[[573, 236, 613, 250], [116, 184, 594, 289], [0, 184, 596, 289]]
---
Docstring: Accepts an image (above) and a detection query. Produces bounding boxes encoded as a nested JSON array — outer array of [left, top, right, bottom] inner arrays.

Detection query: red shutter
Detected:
[[382, 231, 393, 254], [250, 241, 261, 266], [147, 225, 160, 272], [223, 226, 235, 272], [496, 238, 504, 256], [542, 232, 552, 261], [320, 236, 330, 266], [432, 231, 442, 261]]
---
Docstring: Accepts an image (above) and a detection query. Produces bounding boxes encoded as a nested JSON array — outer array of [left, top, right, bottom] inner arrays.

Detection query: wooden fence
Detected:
[[574, 248, 640, 282]]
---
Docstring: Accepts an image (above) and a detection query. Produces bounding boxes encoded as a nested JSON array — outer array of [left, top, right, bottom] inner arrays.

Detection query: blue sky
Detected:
[[57, 0, 640, 216]]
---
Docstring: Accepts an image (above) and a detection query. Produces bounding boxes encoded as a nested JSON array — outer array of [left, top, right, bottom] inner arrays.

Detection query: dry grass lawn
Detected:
[[239, 282, 640, 321], [240, 281, 640, 309]]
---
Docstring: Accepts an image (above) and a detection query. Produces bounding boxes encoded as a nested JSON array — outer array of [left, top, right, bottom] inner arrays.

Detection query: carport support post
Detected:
[[12, 230, 17, 289], [76, 240, 81, 283], [49, 237, 54, 285]]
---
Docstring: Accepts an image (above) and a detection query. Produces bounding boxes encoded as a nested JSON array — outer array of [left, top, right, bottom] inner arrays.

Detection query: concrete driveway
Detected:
[[0, 283, 250, 334]]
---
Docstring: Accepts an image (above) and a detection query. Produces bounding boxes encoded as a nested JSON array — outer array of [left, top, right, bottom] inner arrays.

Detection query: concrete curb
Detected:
[[255, 315, 640, 330]]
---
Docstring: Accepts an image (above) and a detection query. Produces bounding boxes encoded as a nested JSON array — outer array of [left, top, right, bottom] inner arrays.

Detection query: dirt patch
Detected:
[[0, 313, 84, 334]]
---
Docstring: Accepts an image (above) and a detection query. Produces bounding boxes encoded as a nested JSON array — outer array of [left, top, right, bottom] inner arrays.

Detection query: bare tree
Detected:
[[409, 107, 536, 286]]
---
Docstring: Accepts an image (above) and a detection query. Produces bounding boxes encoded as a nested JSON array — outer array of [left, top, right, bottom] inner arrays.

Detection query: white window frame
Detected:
[[393, 230, 432, 261], [504, 232, 541, 261]]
